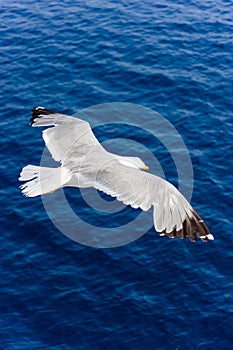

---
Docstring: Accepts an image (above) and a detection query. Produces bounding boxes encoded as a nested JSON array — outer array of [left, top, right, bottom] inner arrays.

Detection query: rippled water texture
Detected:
[[0, 0, 233, 349]]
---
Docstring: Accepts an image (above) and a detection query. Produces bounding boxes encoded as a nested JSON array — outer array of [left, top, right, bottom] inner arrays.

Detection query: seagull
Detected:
[[19, 107, 214, 242]]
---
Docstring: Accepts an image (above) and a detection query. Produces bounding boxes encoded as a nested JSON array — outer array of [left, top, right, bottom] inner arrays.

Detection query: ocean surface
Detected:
[[1, 0, 233, 349]]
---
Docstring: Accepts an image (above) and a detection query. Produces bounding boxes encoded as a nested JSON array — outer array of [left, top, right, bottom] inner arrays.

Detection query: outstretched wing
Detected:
[[31, 107, 101, 164], [93, 164, 213, 242]]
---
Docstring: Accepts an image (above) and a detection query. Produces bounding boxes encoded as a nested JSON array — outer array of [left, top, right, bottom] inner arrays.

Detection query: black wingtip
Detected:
[[157, 209, 214, 243], [30, 106, 57, 126], [30, 107, 44, 126], [189, 209, 214, 242]]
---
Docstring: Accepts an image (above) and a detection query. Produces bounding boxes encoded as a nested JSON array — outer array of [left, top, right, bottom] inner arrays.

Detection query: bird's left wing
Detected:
[[30, 107, 101, 165]]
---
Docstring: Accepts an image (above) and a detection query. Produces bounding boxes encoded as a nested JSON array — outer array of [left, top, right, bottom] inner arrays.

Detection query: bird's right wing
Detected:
[[30, 107, 101, 165], [93, 164, 213, 242]]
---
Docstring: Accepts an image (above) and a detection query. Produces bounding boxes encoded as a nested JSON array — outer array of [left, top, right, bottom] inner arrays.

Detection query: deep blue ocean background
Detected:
[[1, 0, 233, 349]]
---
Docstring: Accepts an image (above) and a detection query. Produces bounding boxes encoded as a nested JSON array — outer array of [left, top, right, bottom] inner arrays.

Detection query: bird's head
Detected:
[[115, 155, 149, 171]]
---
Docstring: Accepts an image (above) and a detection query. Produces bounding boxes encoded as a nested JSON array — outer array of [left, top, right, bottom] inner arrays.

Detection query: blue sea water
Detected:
[[1, 0, 233, 348]]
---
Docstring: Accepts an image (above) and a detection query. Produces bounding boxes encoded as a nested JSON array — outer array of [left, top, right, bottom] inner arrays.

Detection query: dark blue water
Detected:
[[1, 0, 233, 348]]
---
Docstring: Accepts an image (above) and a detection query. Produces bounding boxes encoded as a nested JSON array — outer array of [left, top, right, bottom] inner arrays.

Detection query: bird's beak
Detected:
[[142, 165, 149, 171]]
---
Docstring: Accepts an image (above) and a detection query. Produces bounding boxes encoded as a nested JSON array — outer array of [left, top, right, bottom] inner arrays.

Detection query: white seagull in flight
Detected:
[[19, 107, 214, 242]]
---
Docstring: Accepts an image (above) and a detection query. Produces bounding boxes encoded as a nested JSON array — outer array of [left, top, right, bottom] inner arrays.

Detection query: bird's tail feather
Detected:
[[19, 165, 71, 197]]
